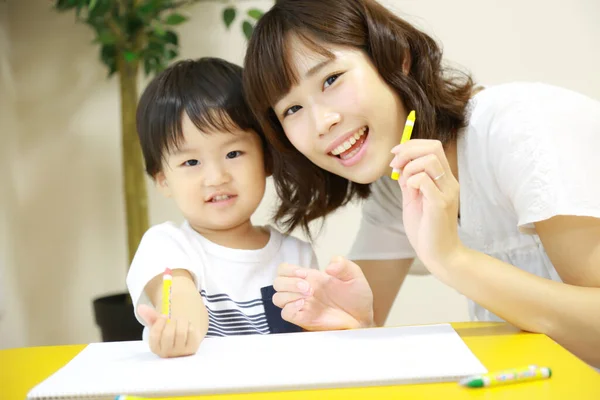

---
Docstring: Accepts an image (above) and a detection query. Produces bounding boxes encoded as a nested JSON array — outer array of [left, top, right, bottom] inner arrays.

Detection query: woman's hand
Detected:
[[272, 256, 374, 331], [390, 139, 464, 279]]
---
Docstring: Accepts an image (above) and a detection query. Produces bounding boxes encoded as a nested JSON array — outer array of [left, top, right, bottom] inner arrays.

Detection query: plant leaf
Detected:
[[247, 8, 263, 21], [124, 50, 138, 63], [88, 0, 98, 12], [223, 7, 236, 29], [54, 0, 75, 11], [136, 0, 162, 20], [153, 23, 166, 37], [165, 13, 187, 25], [125, 15, 145, 37], [242, 20, 254, 40], [75, 2, 84, 18], [167, 49, 178, 61], [95, 30, 116, 45], [143, 57, 153, 75], [164, 30, 178, 45], [100, 44, 117, 77]]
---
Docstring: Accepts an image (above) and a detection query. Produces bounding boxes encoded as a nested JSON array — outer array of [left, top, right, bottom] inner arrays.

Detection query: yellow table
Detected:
[[2, 323, 599, 399]]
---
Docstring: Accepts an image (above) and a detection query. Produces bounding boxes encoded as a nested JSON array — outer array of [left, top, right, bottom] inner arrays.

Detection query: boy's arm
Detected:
[[144, 268, 209, 340]]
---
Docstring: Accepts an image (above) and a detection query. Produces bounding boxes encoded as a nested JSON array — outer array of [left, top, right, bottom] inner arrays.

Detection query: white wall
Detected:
[[0, 1, 28, 348], [1, 0, 598, 347]]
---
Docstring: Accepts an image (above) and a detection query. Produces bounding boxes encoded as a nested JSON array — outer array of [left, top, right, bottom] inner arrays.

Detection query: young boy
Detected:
[[127, 58, 317, 358]]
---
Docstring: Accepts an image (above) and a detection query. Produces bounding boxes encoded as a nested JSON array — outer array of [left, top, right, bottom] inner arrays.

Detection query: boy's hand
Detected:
[[138, 304, 202, 358]]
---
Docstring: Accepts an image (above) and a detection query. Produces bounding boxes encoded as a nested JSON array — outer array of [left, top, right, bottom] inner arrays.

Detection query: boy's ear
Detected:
[[155, 171, 172, 197]]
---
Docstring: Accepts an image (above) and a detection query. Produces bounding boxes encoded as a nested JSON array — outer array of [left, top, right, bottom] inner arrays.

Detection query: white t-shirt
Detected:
[[349, 82, 600, 322], [127, 221, 318, 339]]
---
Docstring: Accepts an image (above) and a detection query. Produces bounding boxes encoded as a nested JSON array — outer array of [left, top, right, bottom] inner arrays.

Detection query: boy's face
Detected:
[[155, 113, 267, 234]]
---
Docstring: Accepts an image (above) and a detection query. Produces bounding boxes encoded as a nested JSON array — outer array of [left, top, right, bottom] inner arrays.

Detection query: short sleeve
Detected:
[[279, 232, 320, 270], [296, 238, 319, 270], [347, 177, 416, 261], [308, 245, 319, 270], [489, 84, 600, 233], [126, 222, 202, 326]]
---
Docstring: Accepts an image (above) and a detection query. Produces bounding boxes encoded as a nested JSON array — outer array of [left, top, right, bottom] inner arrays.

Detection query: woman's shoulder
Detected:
[[466, 82, 600, 137], [472, 81, 596, 104]]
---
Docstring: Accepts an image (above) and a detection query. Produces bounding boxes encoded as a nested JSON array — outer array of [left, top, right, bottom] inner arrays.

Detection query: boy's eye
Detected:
[[284, 105, 302, 117], [226, 151, 242, 159], [183, 159, 199, 166], [323, 73, 342, 89]]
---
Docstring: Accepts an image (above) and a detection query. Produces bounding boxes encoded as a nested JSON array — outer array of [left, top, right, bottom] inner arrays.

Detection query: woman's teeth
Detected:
[[330, 127, 368, 156], [341, 144, 362, 160]]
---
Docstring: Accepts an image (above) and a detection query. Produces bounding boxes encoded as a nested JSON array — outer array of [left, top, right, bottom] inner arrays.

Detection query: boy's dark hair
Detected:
[[243, 0, 474, 236], [136, 57, 266, 177]]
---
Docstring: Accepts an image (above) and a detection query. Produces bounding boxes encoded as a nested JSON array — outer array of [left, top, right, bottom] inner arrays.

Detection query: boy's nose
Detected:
[[203, 164, 231, 187]]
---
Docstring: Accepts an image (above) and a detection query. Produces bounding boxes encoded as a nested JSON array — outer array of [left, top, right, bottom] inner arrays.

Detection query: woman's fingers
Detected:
[[405, 172, 445, 206], [281, 298, 307, 325], [391, 139, 452, 174], [273, 276, 312, 295], [277, 262, 308, 278], [273, 291, 307, 309], [399, 153, 450, 191]]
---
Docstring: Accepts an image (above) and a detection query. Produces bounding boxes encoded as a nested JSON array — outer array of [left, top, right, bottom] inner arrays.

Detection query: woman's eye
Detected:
[[183, 159, 199, 166], [226, 151, 242, 159], [284, 105, 302, 117], [324, 73, 342, 89]]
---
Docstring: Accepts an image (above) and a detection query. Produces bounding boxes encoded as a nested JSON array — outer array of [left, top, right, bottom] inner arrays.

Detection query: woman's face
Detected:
[[273, 37, 408, 184]]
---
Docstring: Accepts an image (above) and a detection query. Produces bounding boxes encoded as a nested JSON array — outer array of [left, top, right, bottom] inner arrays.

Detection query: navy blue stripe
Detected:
[[208, 319, 269, 329], [208, 316, 267, 325], [205, 308, 266, 320], [203, 297, 264, 308], [200, 291, 264, 307], [208, 315, 268, 325], [208, 324, 269, 334], [208, 325, 269, 335], [202, 296, 262, 306]]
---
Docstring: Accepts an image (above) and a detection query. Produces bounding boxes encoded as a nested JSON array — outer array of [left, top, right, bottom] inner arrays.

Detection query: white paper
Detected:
[[28, 324, 487, 399]]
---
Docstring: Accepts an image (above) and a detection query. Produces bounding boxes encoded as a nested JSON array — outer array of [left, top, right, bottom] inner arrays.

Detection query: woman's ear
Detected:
[[402, 51, 411, 75], [155, 171, 172, 198]]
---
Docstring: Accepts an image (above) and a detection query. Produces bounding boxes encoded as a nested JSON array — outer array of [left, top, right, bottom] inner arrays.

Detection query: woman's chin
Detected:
[[316, 155, 386, 185], [337, 165, 385, 185]]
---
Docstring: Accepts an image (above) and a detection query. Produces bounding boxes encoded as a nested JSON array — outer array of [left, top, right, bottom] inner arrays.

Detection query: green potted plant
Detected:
[[51, 0, 264, 342]]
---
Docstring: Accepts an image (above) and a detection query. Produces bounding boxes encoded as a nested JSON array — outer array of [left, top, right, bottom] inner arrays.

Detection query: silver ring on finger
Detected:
[[433, 172, 446, 181]]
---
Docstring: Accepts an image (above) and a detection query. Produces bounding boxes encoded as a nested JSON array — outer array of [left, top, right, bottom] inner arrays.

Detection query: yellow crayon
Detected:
[[115, 396, 152, 400], [391, 110, 416, 180], [162, 267, 172, 319]]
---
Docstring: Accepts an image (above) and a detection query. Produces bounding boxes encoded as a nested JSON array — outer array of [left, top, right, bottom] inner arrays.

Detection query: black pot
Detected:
[[93, 293, 144, 342]]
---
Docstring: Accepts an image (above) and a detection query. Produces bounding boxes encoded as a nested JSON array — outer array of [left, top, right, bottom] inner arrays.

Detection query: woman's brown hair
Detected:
[[243, 0, 474, 237]]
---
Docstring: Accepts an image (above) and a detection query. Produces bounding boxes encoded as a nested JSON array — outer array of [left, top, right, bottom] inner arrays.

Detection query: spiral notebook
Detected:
[[27, 324, 487, 399]]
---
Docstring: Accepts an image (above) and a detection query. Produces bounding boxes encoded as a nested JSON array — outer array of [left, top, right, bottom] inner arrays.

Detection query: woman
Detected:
[[243, 0, 600, 367]]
